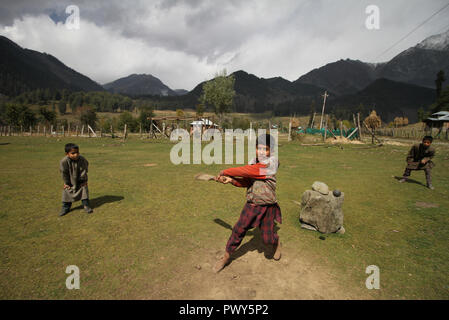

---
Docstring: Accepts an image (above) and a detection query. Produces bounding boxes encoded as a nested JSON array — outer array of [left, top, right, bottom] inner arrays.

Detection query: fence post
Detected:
[[357, 113, 362, 141], [324, 115, 328, 141], [249, 122, 253, 141], [288, 120, 292, 142]]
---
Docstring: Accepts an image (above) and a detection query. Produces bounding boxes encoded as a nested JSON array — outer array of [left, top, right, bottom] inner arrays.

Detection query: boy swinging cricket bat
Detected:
[[213, 134, 281, 273]]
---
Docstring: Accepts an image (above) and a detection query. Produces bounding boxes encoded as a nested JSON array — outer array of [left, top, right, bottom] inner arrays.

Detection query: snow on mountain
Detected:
[[416, 29, 449, 51]]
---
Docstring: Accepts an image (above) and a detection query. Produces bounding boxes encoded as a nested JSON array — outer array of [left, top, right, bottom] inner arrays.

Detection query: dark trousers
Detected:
[[62, 199, 90, 209], [225, 203, 281, 254], [403, 168, 432, 185]]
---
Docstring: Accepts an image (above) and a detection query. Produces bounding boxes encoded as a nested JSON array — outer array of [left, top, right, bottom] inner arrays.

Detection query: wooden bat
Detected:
[[194, 173, 216, 181]]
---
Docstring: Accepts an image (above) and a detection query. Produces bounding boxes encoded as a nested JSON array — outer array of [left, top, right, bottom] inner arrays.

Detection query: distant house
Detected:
[[190, 118, 218, 128], [424, 111, 449, 127], [190, 118, 219, 134], [424, 111, 449, 137]]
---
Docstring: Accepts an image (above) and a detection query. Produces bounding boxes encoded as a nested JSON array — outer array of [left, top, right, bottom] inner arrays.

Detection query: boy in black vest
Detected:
[[399, 136, 436, 190]]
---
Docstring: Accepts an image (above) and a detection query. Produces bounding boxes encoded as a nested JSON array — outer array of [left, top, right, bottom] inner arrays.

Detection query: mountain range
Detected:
[[140, 30, 449, 121], [297, 30, 449, 96], [1, 30, 448, 122]]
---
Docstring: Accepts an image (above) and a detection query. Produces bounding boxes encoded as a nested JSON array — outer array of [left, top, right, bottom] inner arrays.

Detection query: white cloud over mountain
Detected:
[[1, 0, 448, 90]]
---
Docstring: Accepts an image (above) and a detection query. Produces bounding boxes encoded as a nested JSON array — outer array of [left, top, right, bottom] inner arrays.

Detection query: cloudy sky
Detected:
[[1, 0, 448, 90]]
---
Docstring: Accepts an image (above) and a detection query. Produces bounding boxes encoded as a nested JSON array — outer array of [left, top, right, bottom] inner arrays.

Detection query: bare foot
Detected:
[[273, 242, 281, 261], [213, 252, 230, 273]]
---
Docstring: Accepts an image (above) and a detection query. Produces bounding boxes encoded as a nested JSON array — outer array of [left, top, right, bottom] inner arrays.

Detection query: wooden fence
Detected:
[[375, 127, 449, 140], [0, 124, 115, 138]]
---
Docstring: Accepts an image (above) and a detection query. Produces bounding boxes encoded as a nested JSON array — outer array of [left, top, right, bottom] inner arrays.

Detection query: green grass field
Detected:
[[0, 135, 448, 299]]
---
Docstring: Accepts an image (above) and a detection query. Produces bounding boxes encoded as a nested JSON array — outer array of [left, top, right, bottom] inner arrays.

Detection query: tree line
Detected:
[[0, 88, 155, 133]]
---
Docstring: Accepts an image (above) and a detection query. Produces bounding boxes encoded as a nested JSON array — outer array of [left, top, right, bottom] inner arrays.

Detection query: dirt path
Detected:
[[145, 232, 370, 300]]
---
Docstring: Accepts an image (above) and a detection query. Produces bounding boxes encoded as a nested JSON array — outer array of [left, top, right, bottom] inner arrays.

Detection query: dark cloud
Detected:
[[1, 0, 448, 89]]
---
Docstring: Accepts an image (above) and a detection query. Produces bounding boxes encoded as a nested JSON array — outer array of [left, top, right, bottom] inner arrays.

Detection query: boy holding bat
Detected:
[[59, 143, 93, 216], [399, 136, 436, 189], [213, 134, 281, 273]]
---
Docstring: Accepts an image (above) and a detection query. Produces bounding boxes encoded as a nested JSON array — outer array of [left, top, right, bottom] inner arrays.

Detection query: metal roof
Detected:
[[190, 118, 218, 126], [426, 111, 449, 122]]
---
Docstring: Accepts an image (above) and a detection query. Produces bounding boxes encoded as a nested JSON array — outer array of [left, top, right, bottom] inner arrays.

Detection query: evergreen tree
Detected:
[[430, 86, 449, 113], [435, 70, 446, 99], [118, 111, 138, 132], [39, 107, 57, 126], [79, 106, 97, 129], [138, 107, 154, 131], [58, 100, 67, 115]]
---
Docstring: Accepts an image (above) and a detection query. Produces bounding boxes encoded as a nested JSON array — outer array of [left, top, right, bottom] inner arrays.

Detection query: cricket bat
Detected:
[[194, 173, 216, 181]]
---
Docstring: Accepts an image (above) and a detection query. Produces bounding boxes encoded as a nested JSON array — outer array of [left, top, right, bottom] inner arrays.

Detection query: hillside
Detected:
[[103, 73, 178, 96], [0, 36, 104, 96], [295, 59, 381, 96], [328, 78, 435, 122]]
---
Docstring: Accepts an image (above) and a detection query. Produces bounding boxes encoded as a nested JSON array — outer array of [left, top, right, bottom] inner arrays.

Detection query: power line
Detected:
[[374, 2, 449, 61]]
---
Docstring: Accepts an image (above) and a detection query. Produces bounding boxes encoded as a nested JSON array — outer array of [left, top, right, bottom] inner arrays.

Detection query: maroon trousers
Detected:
[[226, 202, 282, 254]]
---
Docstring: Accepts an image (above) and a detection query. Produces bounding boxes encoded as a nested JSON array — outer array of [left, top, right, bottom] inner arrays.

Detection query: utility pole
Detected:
[[319, 91, 329, 130]]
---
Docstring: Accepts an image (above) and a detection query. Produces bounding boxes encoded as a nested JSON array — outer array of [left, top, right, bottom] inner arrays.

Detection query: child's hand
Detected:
[[216, 175, 232, 184], [221, 176, 233, 184], [63, 184, 71, 190], [421, 159, 427, 164], [215, 175, 226, 183]]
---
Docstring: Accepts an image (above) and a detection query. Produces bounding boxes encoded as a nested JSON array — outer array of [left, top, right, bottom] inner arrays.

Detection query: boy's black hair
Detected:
[[256, 134, 276, 149], [65, 143, 79, 153], [422, 136, 433, 143]]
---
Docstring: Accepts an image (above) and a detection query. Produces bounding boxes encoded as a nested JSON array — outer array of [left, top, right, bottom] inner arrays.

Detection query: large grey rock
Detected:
[[299, 184, 344, 234]]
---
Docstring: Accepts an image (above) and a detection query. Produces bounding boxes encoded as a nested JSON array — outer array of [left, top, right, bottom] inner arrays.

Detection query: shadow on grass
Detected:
[[0, 143, 11, 146], [393, 175, 427, 187], [213, 218, 255, 236], [213, 218, 280, 263], [72, 195, 124, 210]]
